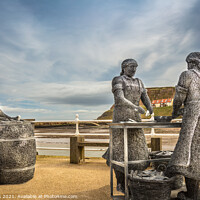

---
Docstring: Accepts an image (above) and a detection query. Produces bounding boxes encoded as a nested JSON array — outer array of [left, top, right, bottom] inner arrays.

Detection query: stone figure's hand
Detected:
[[145, 110, 150, 117], [134, 106, 145, 114], [150, 112, 154, 121]]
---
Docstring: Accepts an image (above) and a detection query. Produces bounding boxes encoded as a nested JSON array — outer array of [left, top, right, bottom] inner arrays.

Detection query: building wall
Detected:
[[146, 87, 175, 101], [140, 87, 175, 106]]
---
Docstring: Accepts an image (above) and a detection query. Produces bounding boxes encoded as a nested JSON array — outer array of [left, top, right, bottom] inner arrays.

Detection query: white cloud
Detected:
[[73, 110, 89, 113], [0, 0, 199, 120], [1, 105, 52, 114], [0, 0, 197, 83], [0, 81, 112, 106], [143, 53, 160, 71]]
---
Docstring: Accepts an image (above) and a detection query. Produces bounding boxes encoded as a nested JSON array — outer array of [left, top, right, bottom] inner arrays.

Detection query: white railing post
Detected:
[[150, 113, 155, 136], [151, 128, 155, 135], [75, 114, 80, 135]]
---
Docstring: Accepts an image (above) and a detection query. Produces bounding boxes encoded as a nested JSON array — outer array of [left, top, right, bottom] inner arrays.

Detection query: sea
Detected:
[[36, 137, 109, 158], [35, 125, 178, 157]]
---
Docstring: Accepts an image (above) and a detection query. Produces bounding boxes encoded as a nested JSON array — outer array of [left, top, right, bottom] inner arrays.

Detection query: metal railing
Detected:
[[35, 114, 182, 152]]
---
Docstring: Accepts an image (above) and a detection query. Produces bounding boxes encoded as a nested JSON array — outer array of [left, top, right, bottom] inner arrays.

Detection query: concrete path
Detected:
[[0, 156, 198, 200]]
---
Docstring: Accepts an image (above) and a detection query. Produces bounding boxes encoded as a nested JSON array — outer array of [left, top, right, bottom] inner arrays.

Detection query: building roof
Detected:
[[161, 99, 168, 103], [156, 100, 161, 104], [167, 98, 172, 102], [152, 98, 173, 104], [152, 100, 157, 104]]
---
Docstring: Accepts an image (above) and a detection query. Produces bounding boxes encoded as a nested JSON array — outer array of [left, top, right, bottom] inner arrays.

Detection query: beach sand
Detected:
[[0, 124, 197, 200], [0, 156, 195, 200], [0, 156, 113, 200]]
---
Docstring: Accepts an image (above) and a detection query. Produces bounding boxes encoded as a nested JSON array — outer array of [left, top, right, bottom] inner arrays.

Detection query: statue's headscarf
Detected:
[[120, 59, 138, 75], [186, 52, 200, 65]]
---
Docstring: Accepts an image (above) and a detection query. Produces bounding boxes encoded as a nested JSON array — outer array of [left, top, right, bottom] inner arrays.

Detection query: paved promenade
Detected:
[[0, 156, 112, 200], [0, 156, 198, 200]]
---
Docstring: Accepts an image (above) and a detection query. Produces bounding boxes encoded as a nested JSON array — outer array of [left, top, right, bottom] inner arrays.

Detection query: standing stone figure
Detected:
[[104, 59, 153, 193], [167, 52, 200, 200]]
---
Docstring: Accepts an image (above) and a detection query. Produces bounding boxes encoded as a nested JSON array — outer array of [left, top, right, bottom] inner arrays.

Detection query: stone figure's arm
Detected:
[[0, 109, 12, 120], [0, 109, 21, 121], [140, 80, 153, 114], [112, 77, 145, 114], [172, 71, 192, 118]]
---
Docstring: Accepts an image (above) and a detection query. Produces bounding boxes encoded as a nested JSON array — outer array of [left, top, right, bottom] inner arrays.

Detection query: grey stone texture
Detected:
[[0, 121, 36, 184], [108, 59, 153, 192], [167, 52, 200, 200], [128, 170, 174, 200], [150, 151, 183, 190]]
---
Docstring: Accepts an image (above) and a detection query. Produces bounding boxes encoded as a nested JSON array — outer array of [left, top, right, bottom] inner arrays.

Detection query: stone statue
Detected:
[[103, 58, 153, 193], [167, 52, 200, 200]]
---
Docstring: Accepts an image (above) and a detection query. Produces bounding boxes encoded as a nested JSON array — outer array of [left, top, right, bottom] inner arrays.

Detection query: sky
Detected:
[[0, 0, 200, 120]]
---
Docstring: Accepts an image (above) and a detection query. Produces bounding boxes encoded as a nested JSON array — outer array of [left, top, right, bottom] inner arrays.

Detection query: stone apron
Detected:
[[168, 101, 200, 181]]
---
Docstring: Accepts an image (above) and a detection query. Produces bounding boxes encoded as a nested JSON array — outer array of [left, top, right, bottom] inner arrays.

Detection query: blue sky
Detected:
[[0, 0, 199, 120]]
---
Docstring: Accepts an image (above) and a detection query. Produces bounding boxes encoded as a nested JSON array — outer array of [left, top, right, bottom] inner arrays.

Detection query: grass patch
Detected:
[[141, 106, 173, 119]]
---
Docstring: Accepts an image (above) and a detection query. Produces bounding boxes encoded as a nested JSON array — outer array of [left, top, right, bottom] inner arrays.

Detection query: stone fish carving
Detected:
[[130, 169, 169, 181], [167, 52, 200, 200]]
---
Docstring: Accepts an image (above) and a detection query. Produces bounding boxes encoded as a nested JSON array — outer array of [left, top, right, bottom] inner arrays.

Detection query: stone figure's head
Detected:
[[186, 52, 200, 70], [120, 59, 138, 77]]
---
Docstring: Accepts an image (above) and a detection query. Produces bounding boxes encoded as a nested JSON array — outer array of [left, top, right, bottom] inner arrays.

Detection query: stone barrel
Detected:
[[0, 121, 36, 184]]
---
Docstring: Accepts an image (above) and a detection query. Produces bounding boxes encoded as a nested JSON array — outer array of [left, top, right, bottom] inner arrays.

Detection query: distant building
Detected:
[[161, 99, 168, 107], [141, 86, 175, 107], [152, 100, 157, 107], [152, 98, 173, 107], [146, 86, 175, 101], [166, 98, 173, 106], [155, 99, 162, 107]]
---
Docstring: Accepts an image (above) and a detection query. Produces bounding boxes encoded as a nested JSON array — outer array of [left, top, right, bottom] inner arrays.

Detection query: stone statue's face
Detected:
[[187, 61, 198, 70], [123, 64, 137, 77]]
